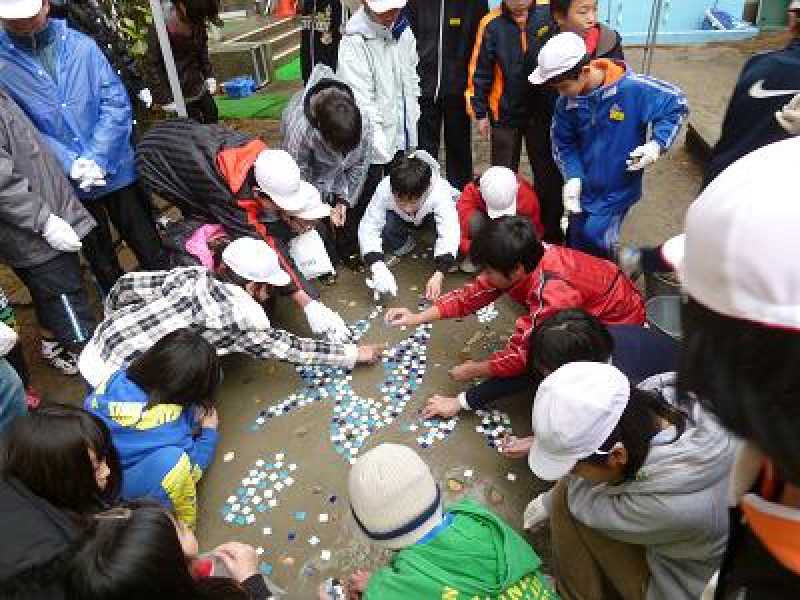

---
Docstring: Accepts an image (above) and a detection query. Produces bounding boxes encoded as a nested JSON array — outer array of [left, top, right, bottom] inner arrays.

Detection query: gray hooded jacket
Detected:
[[548, 372, 735, 600], [0, 89, 95, 269], [281, 64, 372, 206]]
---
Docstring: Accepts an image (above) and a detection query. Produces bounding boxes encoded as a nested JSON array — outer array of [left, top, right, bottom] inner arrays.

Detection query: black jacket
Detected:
[[466, 3, 553, 127], [145, 19, 213, 104], [407, 0, 488, 100], [706, 38, 800, 186], [0, 477, 80, 599]]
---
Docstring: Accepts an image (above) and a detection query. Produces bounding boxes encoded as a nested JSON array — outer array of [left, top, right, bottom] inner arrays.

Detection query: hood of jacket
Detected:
[[302, 64, 357, 128], [610, 372, 735, 497], [344, 6, 392, 40]]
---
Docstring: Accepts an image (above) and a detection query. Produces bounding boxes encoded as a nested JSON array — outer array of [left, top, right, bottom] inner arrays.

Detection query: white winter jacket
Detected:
[[337, 7, 420, 165], [358, 150, 460, 271]]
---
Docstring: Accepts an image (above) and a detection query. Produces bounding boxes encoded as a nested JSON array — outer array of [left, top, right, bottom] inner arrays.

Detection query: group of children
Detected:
[[2, 0, 800, 598]]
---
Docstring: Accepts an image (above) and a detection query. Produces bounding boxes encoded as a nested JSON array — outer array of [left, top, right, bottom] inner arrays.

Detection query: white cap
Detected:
[[287, 190, 331, 221], [660, 234, 685, 272], [253, 149, 319, 213], [0, 0, 42, 19], [480, 167, 519, 219], [529, 362, 630, 481], [221, 237, 291, 286], [790, 0, 800, 10], [529, 32, 588, 85], [349, 443, 442, 550], [364, 0, 407, 13], [682, 136, 800, 329]]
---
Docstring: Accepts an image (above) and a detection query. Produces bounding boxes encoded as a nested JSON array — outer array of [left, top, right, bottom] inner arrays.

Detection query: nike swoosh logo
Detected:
[[749, 80, 800, 99]]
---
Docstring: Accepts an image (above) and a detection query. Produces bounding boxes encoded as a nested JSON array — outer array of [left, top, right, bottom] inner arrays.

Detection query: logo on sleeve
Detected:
[[749, 80, 800, 99]]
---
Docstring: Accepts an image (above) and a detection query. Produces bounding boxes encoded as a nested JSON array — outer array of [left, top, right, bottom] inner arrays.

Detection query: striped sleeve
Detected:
[[628, 74, 689, 150], [465, 10, 500, 121]]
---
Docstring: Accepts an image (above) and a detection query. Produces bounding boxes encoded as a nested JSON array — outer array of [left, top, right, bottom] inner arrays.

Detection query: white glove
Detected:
[[69, 157, 94, 181], [776, 93, 800, 136], [162, 101, 178, 113], [304, 301, 352, 342], [523, 493, 550, 531], [138, 88, 153, 108], [366, 261, 398, 297], [205, 78, 217, 94], [43, 214, 82, 252], [562, 178, 582, 213], [0, 321, 18, 357], [626, 141, 662, 171]]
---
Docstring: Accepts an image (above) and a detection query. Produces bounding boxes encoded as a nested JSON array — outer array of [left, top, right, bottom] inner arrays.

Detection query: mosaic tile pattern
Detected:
[[221, 452, 296, 526], [475, 409, 514, 452], [476, 302, 499, 324]]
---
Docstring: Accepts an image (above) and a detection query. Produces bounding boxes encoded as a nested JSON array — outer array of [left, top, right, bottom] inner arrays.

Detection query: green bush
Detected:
[[106, 0, 152, 56]]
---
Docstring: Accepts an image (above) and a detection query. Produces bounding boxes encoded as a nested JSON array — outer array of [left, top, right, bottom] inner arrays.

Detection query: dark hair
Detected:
[[584, 387, 687, 481], [312, 87, 362, 155], [551, 0, 573, 15], [679, 296, 800, 485], [390, 155, 432, 199], [175, 0, 221, 27], [1, 404, 121, 514], [528, 309, 614, 376], [469, 216, 545, 276], [127, 329, 220, 413], [547, 54, 591, 84], [67, 502, 249, 600]]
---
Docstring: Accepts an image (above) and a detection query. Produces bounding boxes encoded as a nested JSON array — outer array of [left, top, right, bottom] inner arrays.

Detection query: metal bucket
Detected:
[[645, 271, 681, 299], [646, 295, 683, 340]]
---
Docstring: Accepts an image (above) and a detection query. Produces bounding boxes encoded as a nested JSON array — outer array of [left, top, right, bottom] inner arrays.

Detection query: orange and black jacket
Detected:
[[466, 2, 553, 128]]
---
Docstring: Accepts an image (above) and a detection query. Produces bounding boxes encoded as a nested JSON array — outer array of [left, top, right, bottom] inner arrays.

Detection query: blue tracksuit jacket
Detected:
[[551, 60, 687, 256], [85, 370, 218, 527]]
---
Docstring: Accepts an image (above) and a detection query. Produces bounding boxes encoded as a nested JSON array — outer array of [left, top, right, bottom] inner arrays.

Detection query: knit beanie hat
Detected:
[[348, 443, 442, 549]]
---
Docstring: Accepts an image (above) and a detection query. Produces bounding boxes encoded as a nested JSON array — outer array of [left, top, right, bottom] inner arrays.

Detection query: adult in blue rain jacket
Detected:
[[532, 33, 687, 259], [84, 329, 221, 528], [0, 0, 166, 293]]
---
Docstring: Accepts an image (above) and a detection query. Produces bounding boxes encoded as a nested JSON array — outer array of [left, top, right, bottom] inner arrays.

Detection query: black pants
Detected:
[[187, 91, 219, 125], [418, 95, 473, 191], [464, 374, 535, 410], [491, 114, 564, 243], [333, 162, 389, 262], [82, 184, 168, 293], [13, 252, 96, 346]]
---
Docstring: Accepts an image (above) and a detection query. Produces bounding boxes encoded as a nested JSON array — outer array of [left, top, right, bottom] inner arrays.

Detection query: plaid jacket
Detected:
[[79, 268, 357, 386]]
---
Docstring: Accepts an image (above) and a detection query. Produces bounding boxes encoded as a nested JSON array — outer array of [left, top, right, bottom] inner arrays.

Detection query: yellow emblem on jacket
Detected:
[[610, 103, 625, 121]]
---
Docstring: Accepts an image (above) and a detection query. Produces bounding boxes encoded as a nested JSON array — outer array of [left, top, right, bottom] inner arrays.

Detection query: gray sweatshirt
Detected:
[[547, 373, 735, 600]]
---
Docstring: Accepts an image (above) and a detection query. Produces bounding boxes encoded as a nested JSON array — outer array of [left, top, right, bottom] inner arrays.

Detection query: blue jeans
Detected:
[[0, 358, 26, 434], [567, 209, 628, 260], [382, 211, 435, 253]]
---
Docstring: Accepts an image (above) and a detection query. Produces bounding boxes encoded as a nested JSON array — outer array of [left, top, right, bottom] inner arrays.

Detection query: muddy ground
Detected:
[[0, 33, 790, 598]]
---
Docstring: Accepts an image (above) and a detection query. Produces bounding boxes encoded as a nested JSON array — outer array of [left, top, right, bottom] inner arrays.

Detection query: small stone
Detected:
[[223, 452, 235, 462], [294, 426, 309, 437], [447, 478, 464, 492], [311, 485, 323, 495], [281, 556, 295, 567], [348, 300, 358, 307], [320, 550, 332, 561], [506, 473, 517, 482], [309, 535, 320, 546], [319, 513, 329, 523], [263, 527, 272, 535], [256, 546, 265, 555], [463, 469, 474, 478]]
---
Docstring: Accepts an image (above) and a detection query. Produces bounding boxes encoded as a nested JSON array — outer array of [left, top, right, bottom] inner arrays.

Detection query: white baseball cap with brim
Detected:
[[221, 237, 291, 286], [0, 0, 42, 19], [681, 136, 800, 329], [254, 149, 319, 212], [529, 32, 588, 86], [529, 362, 630, 481], [286, 188, 331, 221], [364, 0, 407, 13], [790, 0, 800, 11], [480, 166, 519, 219]]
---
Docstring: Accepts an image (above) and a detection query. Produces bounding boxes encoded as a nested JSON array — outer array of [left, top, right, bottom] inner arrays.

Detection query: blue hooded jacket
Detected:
[[85, 370, 218, 526], [0, 19, 136, 201], [552, 60, 688, 216]]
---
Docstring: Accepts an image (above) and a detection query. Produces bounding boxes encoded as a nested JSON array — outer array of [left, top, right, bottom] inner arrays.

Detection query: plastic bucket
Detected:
[[645, 271, 681, 299], [646, 295, 682, 340]]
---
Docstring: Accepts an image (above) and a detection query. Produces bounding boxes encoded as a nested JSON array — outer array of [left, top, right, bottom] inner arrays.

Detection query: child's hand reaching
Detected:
[[348, 570, 372, 598], [425, 271, 444, 301]]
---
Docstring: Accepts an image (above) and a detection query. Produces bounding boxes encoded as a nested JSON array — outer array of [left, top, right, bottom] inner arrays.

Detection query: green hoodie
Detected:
[[365, 499, 558, 600]]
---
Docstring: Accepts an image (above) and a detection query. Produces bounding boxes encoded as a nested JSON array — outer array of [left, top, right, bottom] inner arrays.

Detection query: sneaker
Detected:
[[460, 256, 478, 273], [389, 236, 416, 257], [40, 339, 79, 376]]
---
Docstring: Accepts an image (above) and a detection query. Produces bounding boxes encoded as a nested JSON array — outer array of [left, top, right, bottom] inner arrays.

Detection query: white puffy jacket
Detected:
[[337, 7, 420, 164], [358, 150, 460, 271]]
